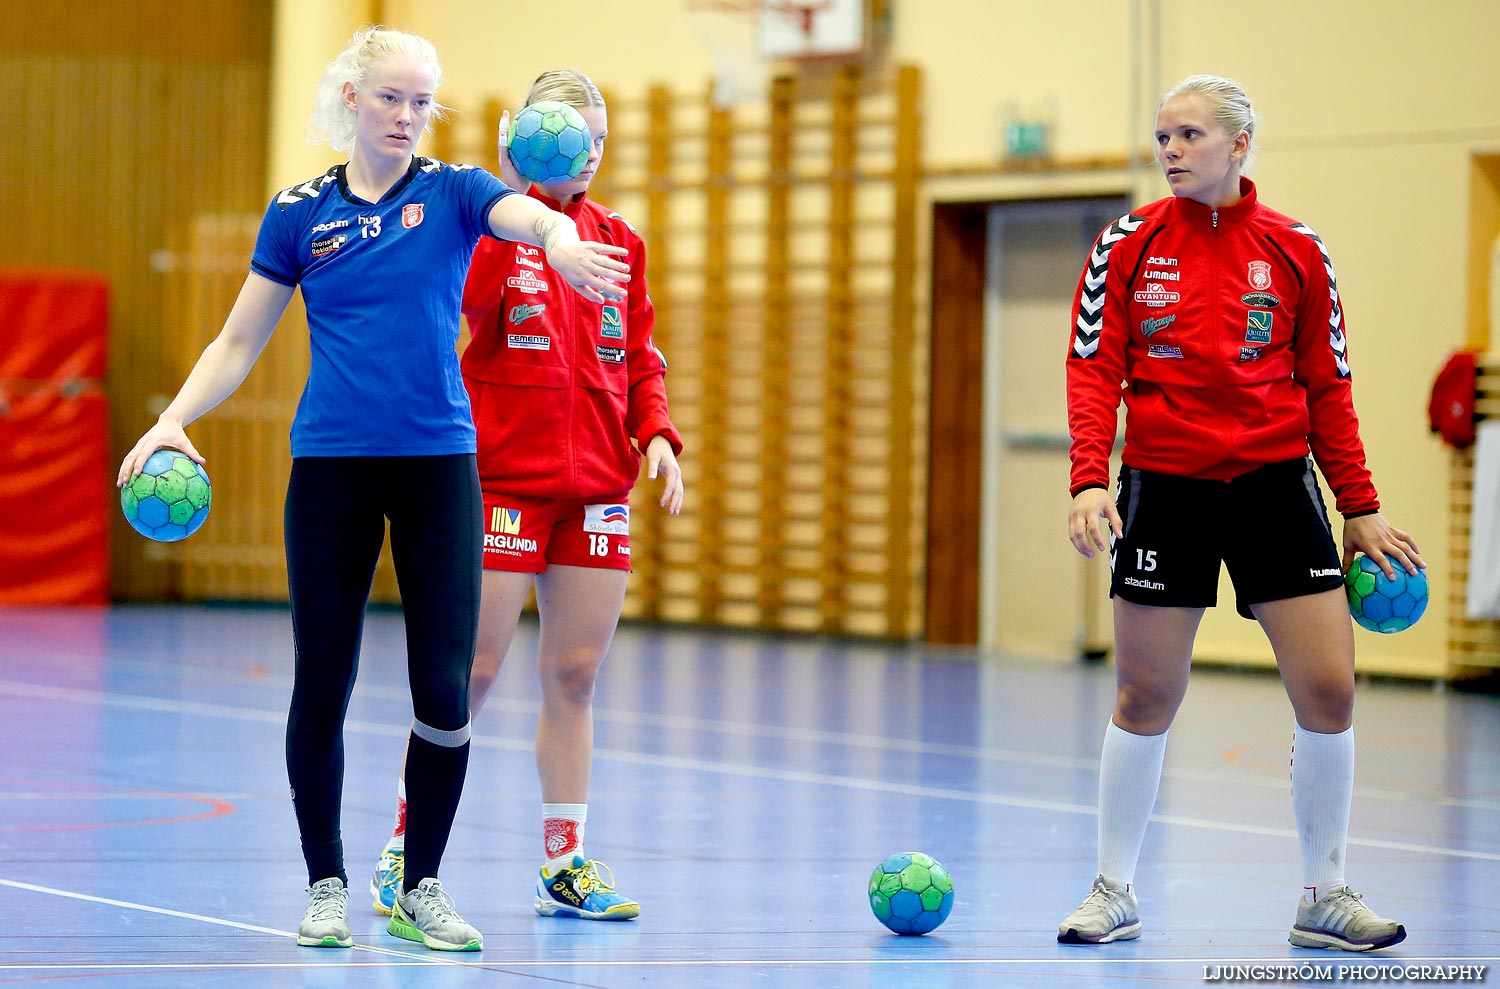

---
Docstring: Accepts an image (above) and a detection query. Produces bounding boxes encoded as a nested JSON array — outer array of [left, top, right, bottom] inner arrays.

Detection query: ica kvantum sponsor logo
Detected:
[[1133, 283, 1180, 308], [507, 270, 549, 293]]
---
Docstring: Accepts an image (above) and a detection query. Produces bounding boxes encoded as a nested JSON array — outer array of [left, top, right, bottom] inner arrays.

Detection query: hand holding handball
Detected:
[[869, 852, 954, 935], [507, 100, 592, 185], [120, 449, 211, 542], [1344, 554, 1428, 633]]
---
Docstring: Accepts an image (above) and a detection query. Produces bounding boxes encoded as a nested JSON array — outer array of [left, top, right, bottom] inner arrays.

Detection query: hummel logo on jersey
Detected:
[[515, 256, 544, 271], [508, 304, 545, 326], [275, 169, 337, 210], [1310, 567, 1341, 578]]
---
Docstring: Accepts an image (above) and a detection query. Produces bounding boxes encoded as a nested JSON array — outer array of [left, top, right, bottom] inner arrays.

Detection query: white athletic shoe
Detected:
[[1057, 874, 1141, 944], [1289, 884, 1406, 951], [297, 877, 353, 948], [387, 877, 483, 951]]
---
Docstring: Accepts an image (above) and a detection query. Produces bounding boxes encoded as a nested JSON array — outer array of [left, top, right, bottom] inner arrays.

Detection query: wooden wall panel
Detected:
[[2, 4, 273, 601]]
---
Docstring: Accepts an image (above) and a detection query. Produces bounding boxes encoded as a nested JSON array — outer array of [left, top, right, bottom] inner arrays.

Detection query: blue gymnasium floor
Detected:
[[0, 604, 1496, 988]]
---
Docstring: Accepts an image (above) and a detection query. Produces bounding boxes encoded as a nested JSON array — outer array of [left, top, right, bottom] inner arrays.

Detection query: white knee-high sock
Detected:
[[1097, 720, 1168, 887], [1291, 724, 1354, 898]]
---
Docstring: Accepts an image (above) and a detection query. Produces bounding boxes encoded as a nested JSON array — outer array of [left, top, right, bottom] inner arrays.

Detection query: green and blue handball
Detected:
[[1345, 554, 1427, 633], [869, 852, 954, 935], [120, 450, 211, 542], [507, 99, 592, 185]]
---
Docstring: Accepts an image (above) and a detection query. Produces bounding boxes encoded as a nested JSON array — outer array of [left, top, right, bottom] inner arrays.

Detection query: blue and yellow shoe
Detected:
[[370, 845, 404, 917], [534, 855, 640, 921]]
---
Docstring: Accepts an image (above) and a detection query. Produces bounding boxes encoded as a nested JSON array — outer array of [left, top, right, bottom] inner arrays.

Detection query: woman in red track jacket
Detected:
[[373, 70, 682, 924], [1058, 75, 1421, 953]]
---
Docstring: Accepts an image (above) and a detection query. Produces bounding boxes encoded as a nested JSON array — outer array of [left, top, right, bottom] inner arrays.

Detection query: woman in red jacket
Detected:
[[372, 69, 683, 922], [1060, 75, 1421, 951]]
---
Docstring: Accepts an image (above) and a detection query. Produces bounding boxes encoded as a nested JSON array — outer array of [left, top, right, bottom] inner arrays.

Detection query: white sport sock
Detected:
[[1291, 724, 1354, 898], [1097, 720, 1168, 887], [543, 802, 588, 871]]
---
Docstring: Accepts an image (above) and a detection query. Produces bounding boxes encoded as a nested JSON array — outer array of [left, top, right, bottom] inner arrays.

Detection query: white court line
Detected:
[[2, 956, 1496, 971], [14, 661, 1497, 809], [3, 679, 1499, 863], [45, 654, 1500, 810], [0, 878, 468, 966]]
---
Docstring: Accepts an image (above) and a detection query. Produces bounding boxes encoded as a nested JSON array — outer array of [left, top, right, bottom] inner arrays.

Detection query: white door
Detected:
[[982, 198, 1129, 659]]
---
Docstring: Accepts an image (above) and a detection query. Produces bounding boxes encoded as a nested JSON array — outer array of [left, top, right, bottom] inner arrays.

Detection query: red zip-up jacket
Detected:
[[460, 186, 682, 499], [1065, 178, 1378, 517]]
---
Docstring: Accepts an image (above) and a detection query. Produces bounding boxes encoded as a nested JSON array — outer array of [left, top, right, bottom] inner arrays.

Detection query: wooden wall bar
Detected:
[[3, 3, 274, 601], [1448, 356, 1500, 675], [135, 63, 925, 636]]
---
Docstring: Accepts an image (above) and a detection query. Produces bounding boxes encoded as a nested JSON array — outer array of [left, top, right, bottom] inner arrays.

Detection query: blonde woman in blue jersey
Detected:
[[117, 26, 629, 952]]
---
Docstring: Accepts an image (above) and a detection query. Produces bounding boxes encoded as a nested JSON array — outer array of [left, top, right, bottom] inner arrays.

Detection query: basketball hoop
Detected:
[[767, 0, 833, 40], [684, 0, 768, 108]]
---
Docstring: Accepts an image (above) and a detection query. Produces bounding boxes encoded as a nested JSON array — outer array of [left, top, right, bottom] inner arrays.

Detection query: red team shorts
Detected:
[[480, 492, 633, 573]]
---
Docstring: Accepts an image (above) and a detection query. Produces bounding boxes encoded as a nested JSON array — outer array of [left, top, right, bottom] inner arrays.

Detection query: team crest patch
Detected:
[[402, 203, 424, 228], [1245, 309, 1273, 344], [1247, 260, 1273, 291], [601, 305, 624, 339], [583, 503, 629, 535]]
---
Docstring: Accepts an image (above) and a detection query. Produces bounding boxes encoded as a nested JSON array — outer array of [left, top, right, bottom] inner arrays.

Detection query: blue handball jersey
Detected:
[[251, 157, 514, 457]]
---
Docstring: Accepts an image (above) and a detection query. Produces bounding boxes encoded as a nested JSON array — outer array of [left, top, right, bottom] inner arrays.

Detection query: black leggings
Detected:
[[284, 454, 481, 889]]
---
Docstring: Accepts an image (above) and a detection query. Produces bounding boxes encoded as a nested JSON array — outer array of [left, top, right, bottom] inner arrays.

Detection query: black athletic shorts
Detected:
[[1109, 457, 1344, 619]]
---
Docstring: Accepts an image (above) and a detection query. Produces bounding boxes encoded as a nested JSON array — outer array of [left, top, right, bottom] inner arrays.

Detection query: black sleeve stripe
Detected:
[[1072, 212, 1145, 360], [1289, 223, 1350, 379], [250, 259, 297, 286]]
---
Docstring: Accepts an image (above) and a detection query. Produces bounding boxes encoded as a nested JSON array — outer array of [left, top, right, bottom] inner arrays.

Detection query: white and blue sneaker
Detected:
[[535, 855, 640, 921], [370, 844, 404, 917]]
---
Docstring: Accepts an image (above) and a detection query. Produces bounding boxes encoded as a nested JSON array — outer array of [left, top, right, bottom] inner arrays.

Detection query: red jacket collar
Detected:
[[525, 183, 589, 216], [1169, 176, 1258, 227]]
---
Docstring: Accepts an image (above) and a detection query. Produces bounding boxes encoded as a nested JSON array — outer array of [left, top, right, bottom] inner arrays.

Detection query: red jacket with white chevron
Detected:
[[460, 185, 682, 499], [1065, 178, 1378, 517]]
